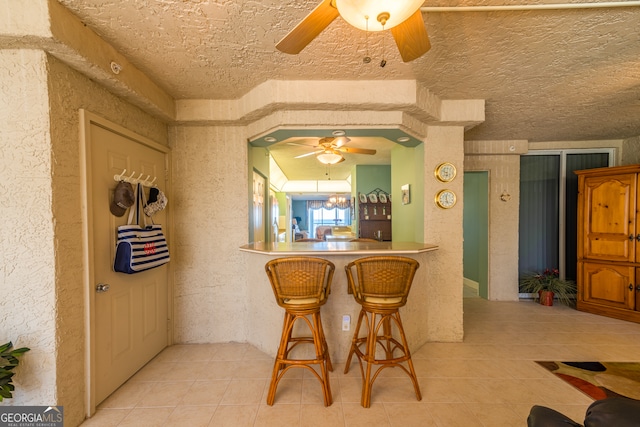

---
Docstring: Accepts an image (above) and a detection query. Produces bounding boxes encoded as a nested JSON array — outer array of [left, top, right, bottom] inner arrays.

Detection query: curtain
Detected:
[[519, 155, 560, 279]]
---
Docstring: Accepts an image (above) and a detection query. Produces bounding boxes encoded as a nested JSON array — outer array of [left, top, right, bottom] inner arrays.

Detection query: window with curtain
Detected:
[[307, 200, 351, 238], [518, 150, 611, 290]]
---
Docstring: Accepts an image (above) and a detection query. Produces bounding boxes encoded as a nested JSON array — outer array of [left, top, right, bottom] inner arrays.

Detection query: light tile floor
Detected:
[[81, 297, 640, 427]]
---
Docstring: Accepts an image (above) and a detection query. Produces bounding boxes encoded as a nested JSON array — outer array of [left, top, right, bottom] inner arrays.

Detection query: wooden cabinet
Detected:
[[359, 201, 392, 241], [576, 165, 640, 322]]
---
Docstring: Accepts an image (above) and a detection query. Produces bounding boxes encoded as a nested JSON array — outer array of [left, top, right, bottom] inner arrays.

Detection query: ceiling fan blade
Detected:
[[339, 147, 376, 155], [287, 141, 317, 147], [276, 0, 339, 55], [294, 150, 320, 159], [333, 136, 350, 147], [391, 9, 431, 63]]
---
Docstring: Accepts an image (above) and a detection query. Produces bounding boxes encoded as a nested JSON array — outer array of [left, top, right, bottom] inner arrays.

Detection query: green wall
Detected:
[[463, 171, 489, 298], [391, 143, 424, 242]]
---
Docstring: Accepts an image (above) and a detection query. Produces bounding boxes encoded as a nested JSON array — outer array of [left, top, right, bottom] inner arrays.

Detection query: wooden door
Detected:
[[580, 262, 635, 310], [580, 173, 636, 262], [88, 119, 169, 405]]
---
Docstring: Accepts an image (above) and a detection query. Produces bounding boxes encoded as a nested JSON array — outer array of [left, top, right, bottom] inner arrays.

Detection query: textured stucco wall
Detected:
[[465, 141, 524, 301], [423, 126, 465, 341], [0, 49, 57, 406], [621, 136, 640, 164], [168, 125, 249, 344], [0, 48, 167, 425], [46, 54, 167, 425]]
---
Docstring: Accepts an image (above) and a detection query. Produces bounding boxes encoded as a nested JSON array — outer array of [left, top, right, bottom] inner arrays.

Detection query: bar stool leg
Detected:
[[361, 310, 378, 408], [267, 311, 295, 405], [394, 312, 422, 401], [267, 310, 333, 406], [311, 311, 332, 406], [343, 308, 366, 374]]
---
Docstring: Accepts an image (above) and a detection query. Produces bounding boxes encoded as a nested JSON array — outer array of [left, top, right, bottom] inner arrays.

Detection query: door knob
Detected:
[[96, 283, 110, 293], [636, 285, 640, 292]]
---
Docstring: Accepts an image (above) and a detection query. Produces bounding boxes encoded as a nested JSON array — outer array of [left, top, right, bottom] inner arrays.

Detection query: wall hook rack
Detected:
[[114, 169, 158, 187]]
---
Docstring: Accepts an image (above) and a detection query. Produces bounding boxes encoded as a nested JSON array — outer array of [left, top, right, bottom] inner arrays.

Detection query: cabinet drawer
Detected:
[[579, 262, 635, 310]]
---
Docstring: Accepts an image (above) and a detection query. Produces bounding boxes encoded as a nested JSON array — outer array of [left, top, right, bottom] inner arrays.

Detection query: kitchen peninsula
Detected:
[[240, 241, 438, 362]]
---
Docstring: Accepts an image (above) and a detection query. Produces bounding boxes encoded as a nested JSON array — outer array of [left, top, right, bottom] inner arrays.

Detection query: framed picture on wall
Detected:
[[401, 184, 410, 205]]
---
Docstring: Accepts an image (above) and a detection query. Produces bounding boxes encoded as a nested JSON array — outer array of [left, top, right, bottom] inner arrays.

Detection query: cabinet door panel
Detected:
[[581, 263, 635, 310], [582, 174, 636, 262]]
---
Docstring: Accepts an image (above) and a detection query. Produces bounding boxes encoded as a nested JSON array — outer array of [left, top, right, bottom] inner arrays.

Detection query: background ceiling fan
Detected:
[[276, 0, 430, 63], [293, 136, 377, 164]]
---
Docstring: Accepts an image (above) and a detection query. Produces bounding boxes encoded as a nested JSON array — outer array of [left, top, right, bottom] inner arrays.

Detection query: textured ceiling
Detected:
[[57, 0, 640, 179]]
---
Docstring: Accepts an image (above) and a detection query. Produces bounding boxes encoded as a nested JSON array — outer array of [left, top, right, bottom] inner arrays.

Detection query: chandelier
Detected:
[[325, 194, 347, 208]]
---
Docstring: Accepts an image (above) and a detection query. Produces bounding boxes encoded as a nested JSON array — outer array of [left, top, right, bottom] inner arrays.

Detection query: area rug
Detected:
[[536, 361, 640, 400]]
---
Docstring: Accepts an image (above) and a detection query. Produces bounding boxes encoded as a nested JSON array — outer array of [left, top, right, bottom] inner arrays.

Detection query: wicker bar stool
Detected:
[[344, 256, 422, 408], [264, 256, 335, 406]]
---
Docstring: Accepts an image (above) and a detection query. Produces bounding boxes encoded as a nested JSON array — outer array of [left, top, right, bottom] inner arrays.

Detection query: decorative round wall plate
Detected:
[[434, 162, 457, 182], [435, 189, 457, 209], [378, 193, 388, 203], [368, 193, 378, 203]]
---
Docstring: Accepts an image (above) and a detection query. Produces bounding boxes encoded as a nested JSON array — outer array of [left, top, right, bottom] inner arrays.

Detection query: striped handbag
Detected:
[[113, 184, 170, 274]]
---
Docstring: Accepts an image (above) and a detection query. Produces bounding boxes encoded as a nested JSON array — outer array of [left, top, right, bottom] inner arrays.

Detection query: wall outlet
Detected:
[[342, 314, 350, 331]]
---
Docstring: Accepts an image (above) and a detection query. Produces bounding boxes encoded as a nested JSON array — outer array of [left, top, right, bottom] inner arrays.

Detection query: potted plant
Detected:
[[0, 341, 30, 401], [519, 268, 576, 307]]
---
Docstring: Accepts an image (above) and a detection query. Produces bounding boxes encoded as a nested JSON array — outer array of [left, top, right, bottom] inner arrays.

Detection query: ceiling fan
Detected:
[[293, 137, 376, 164], [276, 0, 430, 63]]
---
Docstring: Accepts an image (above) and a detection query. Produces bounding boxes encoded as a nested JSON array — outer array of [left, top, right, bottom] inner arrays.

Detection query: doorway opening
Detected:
[[463, 171, 489, 299]]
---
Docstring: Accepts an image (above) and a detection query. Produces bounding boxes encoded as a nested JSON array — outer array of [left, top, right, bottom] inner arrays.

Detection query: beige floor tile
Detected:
[[425, 403, 484, 427], [80, 409, 130, 426], [116, 407, 174, 427], [300, 376, 337, 404], [136, 380, 194, 407], [337, 376, 364, 404], [200, 360, 240, 380], [418, 378, 463, 403], [165, 405, 216, 426], [370, 377, 422, 404], [180, 380, 231, 406], [254, 404, 301, 426], [342, 402, 390, 427], [78, 298, 640, 427], [208, 404, 258, 427], [465, 402, 525, 427], [299, 403, 345, 427], [211, 343, 250, 360], [220, 378, 268, 405], [384, 402, 438, 427], [267, 378, 303, 404], [232, 359, 273, 379], [97, 381, 155, 409]]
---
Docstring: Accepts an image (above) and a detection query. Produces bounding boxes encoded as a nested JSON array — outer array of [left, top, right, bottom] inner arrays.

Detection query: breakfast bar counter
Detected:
[[240, 241, 438, 362]]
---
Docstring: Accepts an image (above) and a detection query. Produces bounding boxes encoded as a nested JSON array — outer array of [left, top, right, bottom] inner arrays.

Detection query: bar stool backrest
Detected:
[[346, 256, 419, 307], [265, 257, 335, 309]]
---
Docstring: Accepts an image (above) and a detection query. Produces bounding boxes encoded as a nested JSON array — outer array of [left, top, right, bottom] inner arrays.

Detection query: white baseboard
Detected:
[[463, 277, 479, 291]]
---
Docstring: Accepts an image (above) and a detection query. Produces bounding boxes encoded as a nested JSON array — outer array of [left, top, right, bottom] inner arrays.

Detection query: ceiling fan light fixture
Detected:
[[335, 0, 424, 31], [317, 149, 343, 165]]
